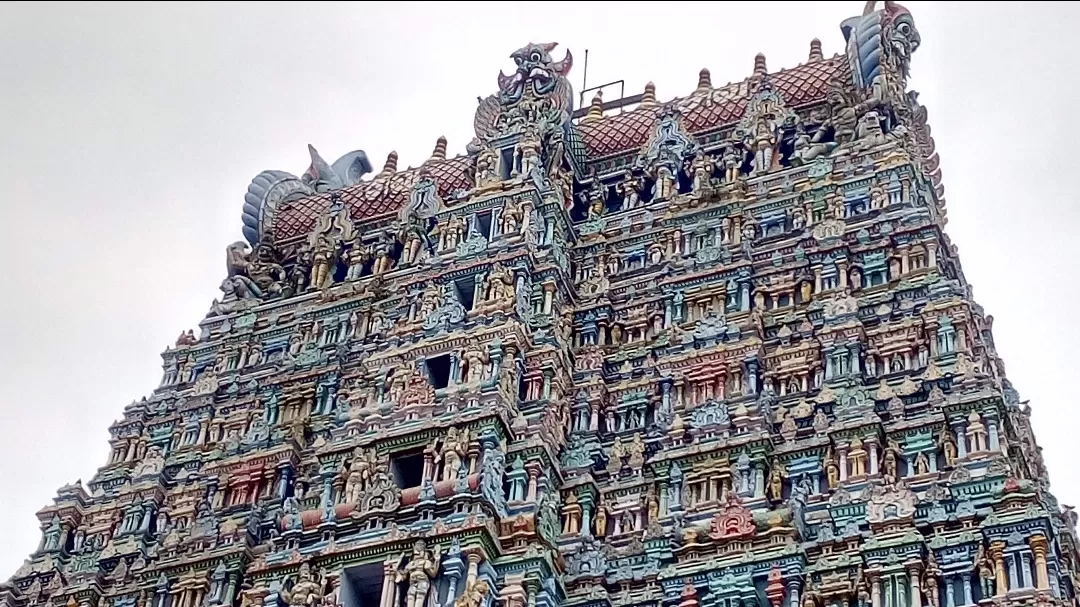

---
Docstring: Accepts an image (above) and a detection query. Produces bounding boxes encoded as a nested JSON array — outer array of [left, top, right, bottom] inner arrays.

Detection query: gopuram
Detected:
[[5, 4, 1078, 607]]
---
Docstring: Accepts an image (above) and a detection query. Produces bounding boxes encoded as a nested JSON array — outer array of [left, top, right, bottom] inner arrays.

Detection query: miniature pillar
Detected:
[[839, 449, 849, 481], [990, 542, 1008, 596], [909, 568, 922, 607], [945, 576, 955, 607], [380, 558, 398, 607], [542, 282, 556, 314], [869, 441, 880, 475], [988, 419, 1001, 452], [871, 574, 882, 607], [954, 427, 968, 459], [787, 580, 801, 607], [1031, 535, 1051, 590], [961, 576, 972, 606]]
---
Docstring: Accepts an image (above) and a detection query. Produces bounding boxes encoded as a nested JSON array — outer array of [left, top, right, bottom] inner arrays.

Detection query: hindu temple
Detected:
[[5, 4, 1077, 607]]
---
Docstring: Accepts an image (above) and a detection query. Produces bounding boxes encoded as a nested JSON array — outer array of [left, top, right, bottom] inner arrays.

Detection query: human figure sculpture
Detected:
[[721, 145, 743, 183], [940, 431, 958, 467], [309, 236, 336, 291], [440, 427, 468, 482], [396, 540, 441, 607], [500, 199, 523, 235], [594, 503, 609, 536], [286, 563, 322, 607], [616, 170, 641, 209], [653, 164, 676, 200]]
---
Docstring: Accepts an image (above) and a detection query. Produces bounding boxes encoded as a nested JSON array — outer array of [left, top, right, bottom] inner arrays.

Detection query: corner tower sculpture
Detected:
[[6, 5, 1078, 607]]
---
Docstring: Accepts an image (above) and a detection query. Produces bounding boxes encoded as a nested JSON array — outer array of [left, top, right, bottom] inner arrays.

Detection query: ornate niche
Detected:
[[633, 106, 698, 202]]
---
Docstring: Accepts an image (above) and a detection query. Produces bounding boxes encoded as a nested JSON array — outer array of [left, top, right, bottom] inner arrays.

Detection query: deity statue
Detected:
[[883, 440, 900, 480], [689, 153, 714, 193], [825, 451, 840, 489], [454, 579, 490, 607], [395, 540, 441, 607], [344, 448, 376, 504], [515, 128, 542, 178], [285, 563, 322, 607], [309, 236, 337, 291], [440, 427, 469, 483], [462, 341, 488, 385], [594, 503, 608, 536], [766, 461, 787, 503], [475, 147, 501, 191], [652, 164, 676, 201], [939, 430, 958, 467], [721, 144, 743, 183], [914, 451, 930, 476], [485, 263, 515, 305], [616, 170, 641, 209]]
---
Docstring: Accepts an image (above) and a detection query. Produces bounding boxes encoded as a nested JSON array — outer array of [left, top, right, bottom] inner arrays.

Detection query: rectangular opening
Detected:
[[342, 563, 385, 607], [390, 450, 425, 489], [476, 210, 493, 240], [427, 354, 452, 389], [455, 275, 477, 311], [500, 147, 515, 180]]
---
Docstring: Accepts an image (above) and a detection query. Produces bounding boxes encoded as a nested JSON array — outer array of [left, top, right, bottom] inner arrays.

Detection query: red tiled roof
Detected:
[[578, 56, 848, 159], [271, 155, 473, 243], [268, 57, 847, 242]]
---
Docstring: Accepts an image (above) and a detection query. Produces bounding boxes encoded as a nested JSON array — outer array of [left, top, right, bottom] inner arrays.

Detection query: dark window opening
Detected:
[[333, 257, 350, 283], [500, 147, 515, 180], [455, 275, 477, 311], [778, 128, 796, 167], [677, 167, 693, 194], [427, 354, 452, 389], [639, 178, 656, 205], [390, 451, 425, 489], [604, 183, 622, 213], [476, 211, 493, 240], [342, 564, 385, 607]]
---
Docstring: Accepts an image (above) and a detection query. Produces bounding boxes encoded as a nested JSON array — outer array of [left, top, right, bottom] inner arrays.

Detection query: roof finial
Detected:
[[378, 151, 398, 178], [429, 136, 447, 161], [641, 82, 657, 108], [583, 90, 604, 123], [753, 53, 768, 77], [809, 39, 824, 62], [696, 68, 712, 94]]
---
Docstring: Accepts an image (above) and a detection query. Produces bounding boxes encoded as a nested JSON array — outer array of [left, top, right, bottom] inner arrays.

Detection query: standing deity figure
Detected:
[[475, 147, 500, 191], [344, 448, 375, 504], [939, 431, 958, 467], [485, 264, 515, 304], [462, 341, 488, 385], [825, 451, 840, 489], [745, 114, 777, 174], [594, 503, 609, 536], [882, 439, 900, 480], [396, 540, 441, 607], [721, 144, 743, 183], [446, 216, 466, 249], [285, 563, 322, 607], [516, 128, 542, 178], [440, 427, 469, 482], [616, 170, 641, 209], [500, 199, 523, 235], [766, 461, 787, 503], [689, 153, 714, 193], [652, 163, 676, 201], [309, 236, 337, 290]]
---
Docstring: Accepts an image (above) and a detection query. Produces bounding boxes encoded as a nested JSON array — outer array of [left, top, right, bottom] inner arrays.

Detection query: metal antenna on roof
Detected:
[[581, 49, 590, 107]]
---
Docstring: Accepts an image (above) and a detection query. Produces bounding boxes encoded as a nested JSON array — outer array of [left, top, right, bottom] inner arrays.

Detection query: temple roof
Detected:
[[266, 51, 848, 245], [271, 154, 473, 243], [580, 56, 848, 159]]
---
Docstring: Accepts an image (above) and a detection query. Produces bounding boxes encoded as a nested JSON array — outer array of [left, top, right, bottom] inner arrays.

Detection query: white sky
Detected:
[[1, 1, 1077, 573]]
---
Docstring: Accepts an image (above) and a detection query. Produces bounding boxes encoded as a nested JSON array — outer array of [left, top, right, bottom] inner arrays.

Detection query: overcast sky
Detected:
[[1, 1, 1077, 572]]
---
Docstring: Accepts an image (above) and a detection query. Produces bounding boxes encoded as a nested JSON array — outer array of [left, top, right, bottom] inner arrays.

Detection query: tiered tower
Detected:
[[5, 5, 1078, 607]]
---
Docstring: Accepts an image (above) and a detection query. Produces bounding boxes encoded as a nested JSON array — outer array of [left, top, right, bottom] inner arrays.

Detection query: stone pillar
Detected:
[[945, 574, 955, 607], [1020, 553, 1031, 589], [1031, 535, 1051, 590], [380, 558, 399, 607], [525, 463, 541, 502], [988, 419, 1000, 452], [954, 428, 967, 459], [839, 449, 849, 481], [871, 574, 882, 607], [909, 568, 922, 607], [961, 574, 972, 606], [224, 574, 238, 607], [869, 441, 880, 475], [787, 581, 801, 607], [542, 282, 556, 314], [990, 542, 1008, 596]]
